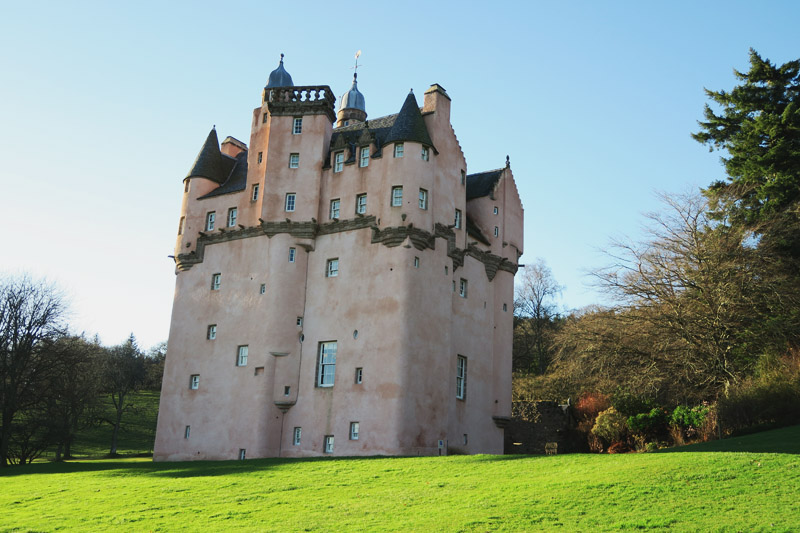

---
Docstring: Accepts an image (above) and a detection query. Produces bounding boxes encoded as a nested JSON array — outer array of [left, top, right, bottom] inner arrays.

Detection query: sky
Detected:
[[1, 1, 798, 349]]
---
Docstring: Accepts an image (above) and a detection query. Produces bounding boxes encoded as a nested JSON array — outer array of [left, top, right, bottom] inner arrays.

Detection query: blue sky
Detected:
[[1, 1, 798, 348]]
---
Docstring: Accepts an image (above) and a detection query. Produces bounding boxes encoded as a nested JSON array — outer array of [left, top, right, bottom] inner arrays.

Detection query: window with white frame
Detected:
[[260, 284, 266, 294], [350, 422, 360, 440], [394, 143, 404, 158], [285, 193, 296, 212], [293, 427, 301, 445], [419, 188, 428, 210], [206, 211, 216, 231], [296, 316, 303, 327], [207, 324, 216, 340], [454, 209, 462, 229], [288, 247, 296, 263], [493, 206, 498, 215], [330, 198, 340, 219], [459, 278, 468, 298], [414, 256, 420, 268], [317, 341, 337, 387], [324, 435, 334, 453], [356, 193, 367, 214], [190, 374, 199, 390], [334, 151, 344, 172], [227, 207, 237, 227], [289, 153, 299, 168], [178, 216, 185, 235], [239, 449, 246, 460], [293, 117, 302, 134], [184, 425, 191, 439], [494, 226, 499, 237], [252, 184, 260, 201], [456, 355, 467, 399], [421, 146, 429, 161], [211, 273, 221, 291], [359, 146, 370, 167], [355, 367, 363, 384], [326, 258, 339, 277], [391, 186, 403, 207], [237, 345, 248, 367]]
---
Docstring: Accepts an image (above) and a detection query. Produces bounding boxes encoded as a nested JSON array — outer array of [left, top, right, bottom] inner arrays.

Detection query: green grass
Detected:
[[3, 426, 799, 532]]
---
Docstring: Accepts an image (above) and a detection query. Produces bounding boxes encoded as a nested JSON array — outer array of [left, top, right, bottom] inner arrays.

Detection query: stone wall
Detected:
[[504, 401, 587, 455]]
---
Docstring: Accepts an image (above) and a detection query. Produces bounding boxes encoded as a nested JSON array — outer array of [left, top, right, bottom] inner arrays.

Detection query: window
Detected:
[[503, 303, 508, 312], [421, 146, 429, 161], [239, 449, 246, 460], [324, 435, 334, 453], [350, 422, 360, 440], [330, 199, 340, 219], [293, 117, 302, 134], [326, 258, 339, 277], [459, 278, 468, 298], [252, 184, 260, 201], [285, 193, 296, 212], [206, 211, 216, 231], [293, 427, 301, 445], [463, 434, 468, 445], [258, 151, 263, 164], [414, 256, 419, 268], [207, 324, 216, 340], [419, 188, 428, 210], [356, 194, 367, 214], [391, 186, 403, 207], [288, 248, 296, 263], [359, 146, 370, 167], [394, 143, 404, 158], [211, 273, 221, 291], [184, 181, 189, 193], [227, 208, 237, 227], [334, 151, 344, 172], [284, 386, 291, 396], [296, 317, 303, 327], [355, 367, 363, 384], [263, 113, 268, 123], [456, 355, 467, 399], [494, 226, 499, 237], [254, 366, 264, 375], [178, 216, 185, 235], [289, 153, 299, 168], [184, 425, 191, 439], [317, 341, 337, 387], [493, 206, 498, 215], [461, 170, 466, 185], [190, 374, 199, 390], [454, 209, 462, 229], [260, 283, 266, 294], [237, 345, 248, 367]]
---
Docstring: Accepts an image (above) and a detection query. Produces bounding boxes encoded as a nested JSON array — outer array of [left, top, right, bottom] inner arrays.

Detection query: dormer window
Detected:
[[334, 151, 344, 172], [394, 143, 404, 158], [359, 146, 370, 167], [293, 117, 302, 134]]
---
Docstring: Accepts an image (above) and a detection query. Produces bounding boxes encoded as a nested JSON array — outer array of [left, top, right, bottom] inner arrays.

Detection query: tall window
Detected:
[[293, 117, 302, 134], [289, 153, 299, 168], [494, 226, 499, 237], [359, 146, 370, 167], [252, 184, 260, 201], [454, 209, 462, 229], [258, 151, 263, 164], [324, 435, 334, 453], [419, 189, 428, 210], [356, 194, 367, 214], [330, 199, 340, 219], [421, 146, 429, 161], [391, 186, 403, 207], [456, 355, 467, 400], [293, 427, 301, 445], [394, 143, 404, 158], [211, 273, 221, 291], [237, 345, 248, 367], [206, 211, 216, 231], [288, 248, 296, 263], [326, 258, 339, 277], [350, 422, 360, 440], [355, 367, 363, 384], [190, 374, 199, 390], [184, 426, 191, 439], [178, 216, 185, 235], [285, 193, 296, 212], [461, 170, 466, 185], [317, 341, 337, 387], [459, 278, 468, 298], [334, 151, 344, 172], [227, 208, 237, 227], [207, 324, 216, 340]]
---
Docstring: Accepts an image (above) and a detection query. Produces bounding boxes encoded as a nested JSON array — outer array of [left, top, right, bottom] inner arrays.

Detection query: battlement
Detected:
[[265, 85, 336, 122]]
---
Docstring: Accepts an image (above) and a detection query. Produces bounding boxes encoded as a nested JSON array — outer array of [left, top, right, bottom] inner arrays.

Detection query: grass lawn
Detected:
[[2, 425, 799, 532]]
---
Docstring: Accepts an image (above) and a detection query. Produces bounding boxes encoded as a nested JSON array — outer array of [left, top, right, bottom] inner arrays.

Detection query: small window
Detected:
[[254, 366, 265, 375], [391, 186, 403, 207], [293, 117, 303, 134], [227, 208, 237, 227], [454, 209, 462, 229], [421, 146, 429, 161], [394, 143, 404, 158], [461, 170, 466, 185], [356, 194, 367, 214], [503, 303, 508, 312], [252, 184, 260, 201], [207, 324, 216, 340], [258, 151, 263, 164], [211, 273, 221, 291], [355, 367, 363, 384], [493, 206, 498, 215], [324, 435, 334, 454], [206, 211, 216, 231], [350, 422, 360, 440], [285, 193, 296, 212], [317, 341, 337, 387], [184, 181, 189, 193], [263, 113, 268, 123], [177, 216, 185, 235], [237, 345, 248, 367], [293, 427, 301, 445], [330, 199, 340, 219], [184, 425, 191, 439], [359, 146, 370, 167], [494, 226, 499, 237], [456, 355, 467, 399], [459, 279, 468, 298], [414, 256, 420, 268], [297, 317, 303, 327], [260, 283, 266, 294], [288, 248, 296, 263], [239, 449, 246, 460], [190, 374, 199, 390], [334, 151, 344, 172], [452, 280, 456, 292], [463, 434, 468, 445], [419, 189, 428, 210], [445, 266, 448, 275], [284, 386, 291, 396], [326, 258, 339, 277], [289, 153, 299, 168]]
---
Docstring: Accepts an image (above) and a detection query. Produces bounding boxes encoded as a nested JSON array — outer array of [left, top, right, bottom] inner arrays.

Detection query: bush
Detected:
[[592, 407, 627, 443], [628, 408, 668, 435]]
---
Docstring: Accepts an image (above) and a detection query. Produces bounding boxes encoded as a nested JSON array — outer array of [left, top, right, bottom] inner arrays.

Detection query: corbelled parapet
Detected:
[[265, 85, 336, 122]]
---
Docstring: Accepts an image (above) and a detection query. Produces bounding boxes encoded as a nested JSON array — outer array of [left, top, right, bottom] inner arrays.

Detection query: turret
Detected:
[[336, 73, 367, 127]]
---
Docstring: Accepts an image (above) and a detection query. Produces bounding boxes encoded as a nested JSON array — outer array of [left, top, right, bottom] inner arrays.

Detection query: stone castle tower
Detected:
[[154, 55, 524, 460]]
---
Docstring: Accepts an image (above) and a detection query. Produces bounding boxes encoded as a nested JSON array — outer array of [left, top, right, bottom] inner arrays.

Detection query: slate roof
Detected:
[[198, 151, 248, 199], [266, 55, 294, 89], [466, 168, 504, 200], [186, 128, 229, 184], [383, 91, 434, 147]]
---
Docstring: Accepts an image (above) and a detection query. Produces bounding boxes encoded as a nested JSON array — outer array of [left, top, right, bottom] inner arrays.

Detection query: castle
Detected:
[[154, 56, 523, 460]]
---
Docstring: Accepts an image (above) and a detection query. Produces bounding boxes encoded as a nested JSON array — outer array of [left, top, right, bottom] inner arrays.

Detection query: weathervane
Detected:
[[351, 50, 362, 77]]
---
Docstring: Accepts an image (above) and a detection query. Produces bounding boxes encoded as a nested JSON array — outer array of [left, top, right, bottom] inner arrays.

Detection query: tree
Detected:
[[0, 275, 67, 467], [514, 259, 562, 374], [102, 334, 146, 455], [143, 341, 167, 390]]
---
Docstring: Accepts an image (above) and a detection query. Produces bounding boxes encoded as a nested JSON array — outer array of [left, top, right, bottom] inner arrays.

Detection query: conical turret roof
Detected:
[[265, 54, 294, 89], [185, 128, 226, 183], [383, 90, 433, 148]]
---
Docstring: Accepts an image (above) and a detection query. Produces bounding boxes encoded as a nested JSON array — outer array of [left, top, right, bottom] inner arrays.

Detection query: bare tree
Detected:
[[102, 334, 146, 455], [514, 259, 563, 374]]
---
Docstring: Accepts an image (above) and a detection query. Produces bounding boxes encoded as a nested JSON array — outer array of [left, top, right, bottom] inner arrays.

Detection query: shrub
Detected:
[[574, 392, 610, 425], [592, 407, 627, 443], [671, 405, 710, 431], [607, 441, 630, 454]]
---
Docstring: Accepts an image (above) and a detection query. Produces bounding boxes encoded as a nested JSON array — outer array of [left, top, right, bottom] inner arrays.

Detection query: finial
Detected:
[[213, 124, 216, 130], [505, 155, 510, 167], [410, 88, 414, 94], [280, 53, 284, 63]]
